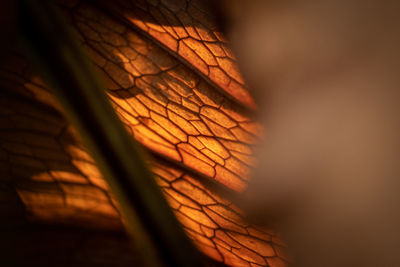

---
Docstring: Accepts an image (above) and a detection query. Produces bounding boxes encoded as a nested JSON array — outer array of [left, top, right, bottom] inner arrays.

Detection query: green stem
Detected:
[[17, 1, 204, 266]]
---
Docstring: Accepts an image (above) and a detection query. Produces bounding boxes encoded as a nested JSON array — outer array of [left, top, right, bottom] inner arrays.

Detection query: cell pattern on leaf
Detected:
[[0, 1, 288, 266]]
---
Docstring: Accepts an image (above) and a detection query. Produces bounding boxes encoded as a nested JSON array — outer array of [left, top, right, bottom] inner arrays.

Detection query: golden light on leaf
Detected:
[[0, 0, 287, 266], [98, 0, 257, 110]]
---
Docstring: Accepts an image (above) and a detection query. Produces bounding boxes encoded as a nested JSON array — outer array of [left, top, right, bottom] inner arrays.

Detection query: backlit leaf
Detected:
[[0, 1, 288, 266]]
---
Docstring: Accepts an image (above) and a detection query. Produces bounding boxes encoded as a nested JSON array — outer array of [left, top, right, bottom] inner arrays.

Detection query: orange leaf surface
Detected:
[[0, 1, 287, 266]]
